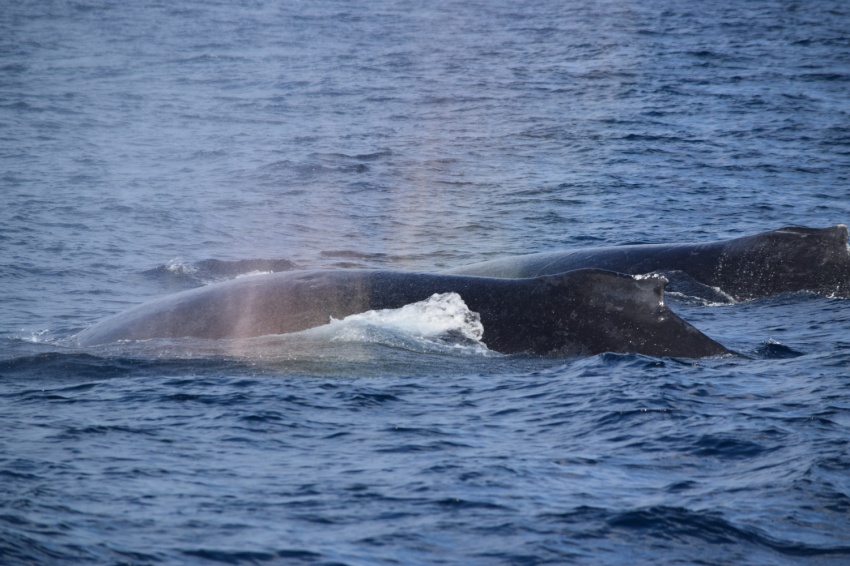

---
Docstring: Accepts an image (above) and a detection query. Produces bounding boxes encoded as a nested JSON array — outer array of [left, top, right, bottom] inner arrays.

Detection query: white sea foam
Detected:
[[332, 292, 483, 339], [22, 329, 53, 343], [296, 292, 489, 354], [165, 257, 198, 276]]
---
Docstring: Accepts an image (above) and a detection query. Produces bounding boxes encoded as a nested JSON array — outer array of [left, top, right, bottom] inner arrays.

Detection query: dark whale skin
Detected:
[[445, 225, 850, 302], [76, 269, 730, 358]]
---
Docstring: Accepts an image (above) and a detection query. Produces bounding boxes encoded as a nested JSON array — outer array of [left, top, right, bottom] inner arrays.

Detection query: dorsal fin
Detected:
[[539, 268, 668, 307], [632, 272, 668, 306]]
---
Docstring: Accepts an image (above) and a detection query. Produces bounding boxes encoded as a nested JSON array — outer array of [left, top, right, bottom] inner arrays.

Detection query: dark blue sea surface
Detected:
[[2, 0, 850, 564]]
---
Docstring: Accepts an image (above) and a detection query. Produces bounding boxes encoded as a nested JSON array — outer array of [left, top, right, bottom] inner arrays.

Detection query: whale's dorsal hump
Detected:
[[774, 224, 849, 242]]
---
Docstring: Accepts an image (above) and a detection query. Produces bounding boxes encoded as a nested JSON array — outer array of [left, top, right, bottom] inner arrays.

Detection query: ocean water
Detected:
[[2, 0, 850, 564]]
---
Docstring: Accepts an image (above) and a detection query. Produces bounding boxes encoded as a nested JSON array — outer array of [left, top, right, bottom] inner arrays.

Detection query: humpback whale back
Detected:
[[446, 225, 850, 301], [716, 224, 850, 300], [76, 269, 730, 358]]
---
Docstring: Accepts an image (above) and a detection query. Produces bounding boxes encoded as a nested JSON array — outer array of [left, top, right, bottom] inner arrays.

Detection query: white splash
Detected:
[[298, 292, 489, 354], [23, 328, 53, 343], [165, 257, 198, 276], [332, 292, 483, 340]]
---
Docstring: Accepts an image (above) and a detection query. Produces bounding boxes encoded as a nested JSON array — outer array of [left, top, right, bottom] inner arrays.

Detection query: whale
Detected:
[[444, 225, 850, 302], [75, 268, 730, 358]]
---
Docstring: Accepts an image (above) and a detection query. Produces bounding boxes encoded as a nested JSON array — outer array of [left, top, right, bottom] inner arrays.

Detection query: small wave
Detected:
[[182, 548, 323, 563], [0, 349, 270, 384], [310, 149, 392, 161], [754, 339, 805, 359], [690, 434, 772, 459], [0, 352, 132, 382], [256, 150, 390, 181], [542, 505, 850, 559]]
